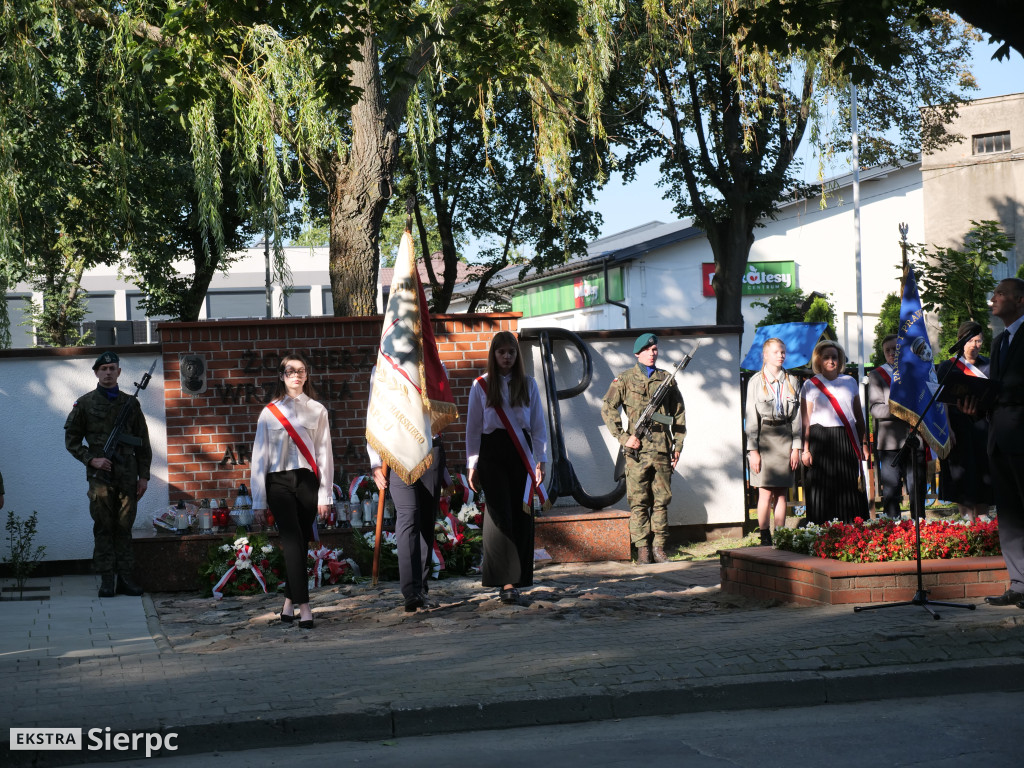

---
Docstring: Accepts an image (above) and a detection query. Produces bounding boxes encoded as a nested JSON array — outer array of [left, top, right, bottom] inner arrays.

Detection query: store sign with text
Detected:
[[702, 261, 798, 297]]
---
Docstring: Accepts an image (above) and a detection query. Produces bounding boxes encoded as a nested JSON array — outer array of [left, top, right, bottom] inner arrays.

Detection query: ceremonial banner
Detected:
[[366, 231, 458, 484], [889, 268, 952, 459]]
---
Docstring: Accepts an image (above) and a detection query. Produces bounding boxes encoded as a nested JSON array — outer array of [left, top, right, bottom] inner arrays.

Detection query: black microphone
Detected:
[[947, 322, 984, 357]]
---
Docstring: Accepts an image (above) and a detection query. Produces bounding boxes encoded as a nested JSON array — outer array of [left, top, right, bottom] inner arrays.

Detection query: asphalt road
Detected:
[[77, 690, 1023, 768]]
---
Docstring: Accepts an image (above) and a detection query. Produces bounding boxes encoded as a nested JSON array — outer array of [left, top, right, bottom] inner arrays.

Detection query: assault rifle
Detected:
[[624, 341, 702, 462], [96, 359, 158, 484]]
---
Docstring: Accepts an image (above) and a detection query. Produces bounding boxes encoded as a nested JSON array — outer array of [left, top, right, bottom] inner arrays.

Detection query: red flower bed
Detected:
[[777, 517, 1001, 563]]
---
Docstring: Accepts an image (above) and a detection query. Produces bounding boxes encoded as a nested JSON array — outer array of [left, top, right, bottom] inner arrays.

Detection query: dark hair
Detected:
[[1000, 277, 1024, 299], [269, 353, 317, 401], [882, 334, 898, 347], [485, 331, 529, 409]]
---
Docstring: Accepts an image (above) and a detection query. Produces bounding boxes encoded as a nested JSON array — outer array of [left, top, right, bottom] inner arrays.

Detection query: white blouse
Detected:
[[250, 394, 334, 508], [801, 375, 860, 430], [465, 373, 548, 469]]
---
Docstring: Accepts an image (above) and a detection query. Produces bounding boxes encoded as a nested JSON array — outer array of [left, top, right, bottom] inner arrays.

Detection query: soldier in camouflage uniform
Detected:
[[601, 333, 686, 564], [65, 351, 152, 597]]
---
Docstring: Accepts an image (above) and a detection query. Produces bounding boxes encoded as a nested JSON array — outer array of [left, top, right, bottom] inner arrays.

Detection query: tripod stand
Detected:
[[854, 364, 976, 619]]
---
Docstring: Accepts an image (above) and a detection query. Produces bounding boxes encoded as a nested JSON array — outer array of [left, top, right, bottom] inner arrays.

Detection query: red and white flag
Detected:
[[366, 231, 457, 484]]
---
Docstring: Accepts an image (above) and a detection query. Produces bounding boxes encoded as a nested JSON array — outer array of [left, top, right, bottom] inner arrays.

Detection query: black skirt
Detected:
[[477, 429, 534, 588], [804, 424, 868, 524]]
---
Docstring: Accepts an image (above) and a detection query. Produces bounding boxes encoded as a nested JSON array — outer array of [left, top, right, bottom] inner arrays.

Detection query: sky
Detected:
[[588, 37, 1024, 240]]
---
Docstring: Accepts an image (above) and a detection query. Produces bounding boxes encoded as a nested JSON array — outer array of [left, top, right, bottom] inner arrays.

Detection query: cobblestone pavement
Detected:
[[4, 558, 1024, 765]]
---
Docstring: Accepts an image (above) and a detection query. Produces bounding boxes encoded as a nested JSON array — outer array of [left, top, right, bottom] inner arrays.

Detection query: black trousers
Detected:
[[267, 468, 318, 604], [876, 447, 925, 518], [478, 430, 533, 588], [389, 446, 443, 601]]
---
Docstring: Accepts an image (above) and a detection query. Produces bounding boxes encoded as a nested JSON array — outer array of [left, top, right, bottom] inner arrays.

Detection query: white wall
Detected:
[[0, 352, 169, 561], [522, 330, 745, 527]]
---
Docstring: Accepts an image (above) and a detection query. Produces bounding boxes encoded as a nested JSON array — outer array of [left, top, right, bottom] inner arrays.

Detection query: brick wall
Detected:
[[159, 314, 518, 504]]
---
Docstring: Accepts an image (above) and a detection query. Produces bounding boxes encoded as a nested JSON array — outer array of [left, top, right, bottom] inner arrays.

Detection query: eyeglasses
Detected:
[[284, 368, 307, 377]]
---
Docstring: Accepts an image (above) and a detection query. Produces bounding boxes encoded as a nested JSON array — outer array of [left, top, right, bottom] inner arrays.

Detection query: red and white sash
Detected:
[[875, 363, 893, 387], [951, 356, 987, 379], [266, 402, 320, 479], [476, 376, 549, 513], [810, 375, 863, 461]]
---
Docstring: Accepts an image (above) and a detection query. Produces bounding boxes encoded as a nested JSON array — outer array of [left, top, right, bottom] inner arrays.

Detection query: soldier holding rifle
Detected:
[[601, 333, 687, 565], [65, 352, 152, 598]]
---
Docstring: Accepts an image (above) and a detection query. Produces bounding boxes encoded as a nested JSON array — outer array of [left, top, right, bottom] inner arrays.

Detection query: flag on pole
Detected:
[[366, 230, 458, 484], [889, 267, 952, 459]]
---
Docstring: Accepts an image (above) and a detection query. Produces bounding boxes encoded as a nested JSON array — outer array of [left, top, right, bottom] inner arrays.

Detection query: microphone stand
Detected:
[[853, 358, 976, 619]]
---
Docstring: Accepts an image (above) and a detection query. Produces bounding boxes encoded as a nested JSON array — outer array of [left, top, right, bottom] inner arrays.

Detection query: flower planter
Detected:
[[719, 547, 1008, 606]]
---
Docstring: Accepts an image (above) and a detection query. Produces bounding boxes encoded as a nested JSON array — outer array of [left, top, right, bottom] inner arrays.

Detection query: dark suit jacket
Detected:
[[988, 327, 1024, 454]]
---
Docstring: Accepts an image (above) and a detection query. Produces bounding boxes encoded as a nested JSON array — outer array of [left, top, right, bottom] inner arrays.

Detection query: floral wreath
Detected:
[[200, 533, 283, 599]]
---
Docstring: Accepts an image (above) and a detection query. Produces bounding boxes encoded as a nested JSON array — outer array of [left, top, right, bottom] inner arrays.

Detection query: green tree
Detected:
[[871, 292, 901, 366], [912, 220, 1012, 353], [803, 293, 838, 341], [0, 11, 270, 337], [752, 292, 809, 326], [607, 1, 974, 327], [400, 81, 606, 313], [738, 1, 1024, 71], [5, 1, 616, 319]]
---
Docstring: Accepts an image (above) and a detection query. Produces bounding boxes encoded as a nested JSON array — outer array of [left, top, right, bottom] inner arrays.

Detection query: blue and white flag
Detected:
[[889, 268, 952, 459]]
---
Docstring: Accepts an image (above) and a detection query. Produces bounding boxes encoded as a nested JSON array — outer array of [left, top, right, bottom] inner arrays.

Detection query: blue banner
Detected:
[[740, 322, 827, 371], [889, 269, 952, 459]]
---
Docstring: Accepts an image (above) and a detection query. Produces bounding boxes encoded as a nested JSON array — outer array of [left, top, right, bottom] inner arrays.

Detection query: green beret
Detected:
[[92, 351, 120, 370], [633, 333, 658, 355]]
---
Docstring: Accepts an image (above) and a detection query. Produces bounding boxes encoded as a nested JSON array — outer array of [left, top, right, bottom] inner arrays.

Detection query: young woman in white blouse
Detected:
[[251, 354, 334, 628], [466, 332, 548, 605], [800, 340, 868, 524]]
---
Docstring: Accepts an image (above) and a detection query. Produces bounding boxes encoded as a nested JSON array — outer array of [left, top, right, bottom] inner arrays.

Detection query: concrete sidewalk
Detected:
[[4, 562, 1024, 765]]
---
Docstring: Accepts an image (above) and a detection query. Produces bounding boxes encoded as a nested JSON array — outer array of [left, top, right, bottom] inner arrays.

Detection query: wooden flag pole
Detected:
[[371, 461, 388, 586]]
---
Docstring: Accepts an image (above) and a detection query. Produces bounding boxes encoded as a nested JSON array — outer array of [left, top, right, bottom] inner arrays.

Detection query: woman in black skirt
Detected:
[[800, 340, 869, 524], [251, 354, 334, 628], [466, 332, 548, 605]]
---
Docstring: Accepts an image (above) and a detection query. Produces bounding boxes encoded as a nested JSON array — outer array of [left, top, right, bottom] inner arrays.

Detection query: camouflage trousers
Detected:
[[87, 480, 137, 577], [625, 451, 673, 547]]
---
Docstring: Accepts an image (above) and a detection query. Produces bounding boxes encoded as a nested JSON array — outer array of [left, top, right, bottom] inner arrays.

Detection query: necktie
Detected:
[[998, 332, 1010, 373], [774, 379, 783, 415]]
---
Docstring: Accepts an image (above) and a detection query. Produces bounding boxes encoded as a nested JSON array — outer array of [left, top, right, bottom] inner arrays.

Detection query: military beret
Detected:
[[633, 333, 658, 355], [92, 351, 120, 370]]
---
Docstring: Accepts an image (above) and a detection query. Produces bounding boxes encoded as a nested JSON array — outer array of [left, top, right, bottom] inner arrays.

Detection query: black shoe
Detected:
[[404, 595, 424, 612], [298, 619, 315, 629], [984, 589, 1024, 606], [98, 575, 116, 598], [280, 612, 295, 623], [115, 574, 144, 597], [500, 588, 521, 605]]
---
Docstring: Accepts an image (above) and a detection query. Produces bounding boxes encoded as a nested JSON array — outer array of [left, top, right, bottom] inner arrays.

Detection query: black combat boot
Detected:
[[636, 545, 652, 565], [116, 574, 144, 597], [652, 545, 669, 563], [759, 528, 773, 546], [98, 574, 117, 598]]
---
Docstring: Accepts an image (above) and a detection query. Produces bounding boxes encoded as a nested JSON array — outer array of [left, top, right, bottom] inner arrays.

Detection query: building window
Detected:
[[973, 131, 1011, 155], [128, 293, 172, 343], [284, 289, 311, 317], [207, 290, 267, 319], [321, 287, 334, 316], [4, 295, 36, 348]]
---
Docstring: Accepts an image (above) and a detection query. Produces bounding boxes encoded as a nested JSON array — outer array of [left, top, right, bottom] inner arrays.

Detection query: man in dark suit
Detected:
[[983, 277, 1024, 607]]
